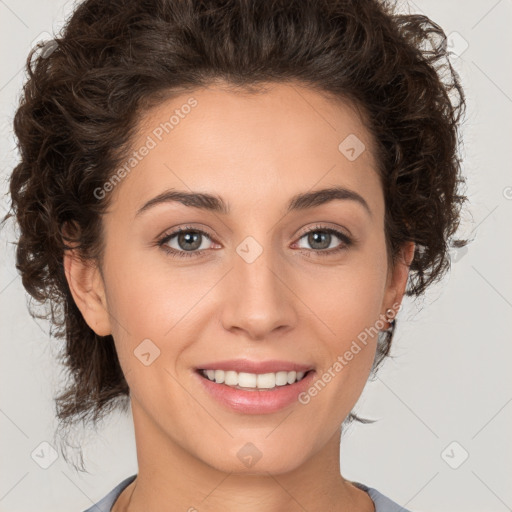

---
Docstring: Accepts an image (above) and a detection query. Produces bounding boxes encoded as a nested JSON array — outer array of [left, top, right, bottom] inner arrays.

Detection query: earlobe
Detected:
[[63, 248, 112, 337]]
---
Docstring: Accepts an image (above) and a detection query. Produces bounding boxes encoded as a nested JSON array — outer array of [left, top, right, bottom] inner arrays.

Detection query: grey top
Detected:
[[82, 474, 412, 512]]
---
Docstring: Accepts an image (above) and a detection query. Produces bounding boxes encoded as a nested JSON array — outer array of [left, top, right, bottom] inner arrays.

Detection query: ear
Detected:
[[381, 241, 415, 324], [63, 243, 112, 337]]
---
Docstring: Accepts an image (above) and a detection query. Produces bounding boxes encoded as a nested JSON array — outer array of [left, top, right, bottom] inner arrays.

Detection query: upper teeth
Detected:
[[201, 369, 307, 389]]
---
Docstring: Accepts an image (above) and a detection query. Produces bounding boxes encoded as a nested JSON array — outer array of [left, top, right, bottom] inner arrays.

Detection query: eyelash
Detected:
[[157, 224, 353, 259]]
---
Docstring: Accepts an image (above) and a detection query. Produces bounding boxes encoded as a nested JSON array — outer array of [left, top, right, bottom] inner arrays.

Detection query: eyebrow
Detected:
[[135, 185, 372, 218]]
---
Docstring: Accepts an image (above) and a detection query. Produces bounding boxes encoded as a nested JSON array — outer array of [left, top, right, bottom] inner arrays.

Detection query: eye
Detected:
[[294, 225, 353, 256], [157, 226, 216, 258], [157, 224, 353, 259]]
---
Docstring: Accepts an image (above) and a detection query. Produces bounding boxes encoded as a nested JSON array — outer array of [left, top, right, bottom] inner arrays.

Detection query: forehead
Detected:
[[107, 82, 383, 219]]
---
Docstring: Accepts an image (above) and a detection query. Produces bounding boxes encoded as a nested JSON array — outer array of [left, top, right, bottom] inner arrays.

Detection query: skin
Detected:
[[64, 81, 414, 512]]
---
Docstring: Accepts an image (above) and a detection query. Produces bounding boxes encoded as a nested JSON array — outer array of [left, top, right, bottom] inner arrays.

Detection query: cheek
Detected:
[[101, 244, 217, 383], [309, 240, 389, 371], [311, 245, 388, 329], [305, 262, 388, 418], [102, 238, 185, 333]]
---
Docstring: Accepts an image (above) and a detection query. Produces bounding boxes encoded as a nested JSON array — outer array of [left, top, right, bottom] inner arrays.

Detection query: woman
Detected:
[[4, 0, 467, 510]]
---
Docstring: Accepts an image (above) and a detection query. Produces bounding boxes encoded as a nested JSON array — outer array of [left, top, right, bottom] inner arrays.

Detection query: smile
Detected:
[[198, 368, 311, 390]]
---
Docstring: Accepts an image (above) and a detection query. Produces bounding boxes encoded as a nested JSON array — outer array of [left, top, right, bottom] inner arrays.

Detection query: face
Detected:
[[67, 82, 413, 475]]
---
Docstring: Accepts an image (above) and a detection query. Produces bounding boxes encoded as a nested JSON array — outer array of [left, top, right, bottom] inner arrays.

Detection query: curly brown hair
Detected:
[[2, 0, 467, 469]]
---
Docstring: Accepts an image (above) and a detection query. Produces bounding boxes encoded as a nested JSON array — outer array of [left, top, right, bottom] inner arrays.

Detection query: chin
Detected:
[[194, 440, 310, 476]]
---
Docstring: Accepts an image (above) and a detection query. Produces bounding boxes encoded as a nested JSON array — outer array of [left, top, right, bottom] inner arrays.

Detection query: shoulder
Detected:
[[81, 474, 137, 512], [351, 481, 414, 512]]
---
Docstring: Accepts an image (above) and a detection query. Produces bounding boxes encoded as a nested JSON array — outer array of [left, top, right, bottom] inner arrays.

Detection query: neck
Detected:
[[113, 398, 374, 512]]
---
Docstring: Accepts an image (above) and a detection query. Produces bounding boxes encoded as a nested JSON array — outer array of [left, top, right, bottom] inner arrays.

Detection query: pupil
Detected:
[[179, 232, 201, 251], [310, 231, 330, 249]]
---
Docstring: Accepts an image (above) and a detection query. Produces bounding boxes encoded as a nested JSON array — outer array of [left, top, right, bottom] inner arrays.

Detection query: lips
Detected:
[[195, 358, 314, 374], [194, 365, 317, 414]]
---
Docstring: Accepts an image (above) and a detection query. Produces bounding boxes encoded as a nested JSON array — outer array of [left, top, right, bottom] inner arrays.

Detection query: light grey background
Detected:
[[1, 1, 511, 511]]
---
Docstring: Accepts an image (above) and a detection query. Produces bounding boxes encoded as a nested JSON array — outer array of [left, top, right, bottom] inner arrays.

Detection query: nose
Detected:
[[219, 239, 298, 340]]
